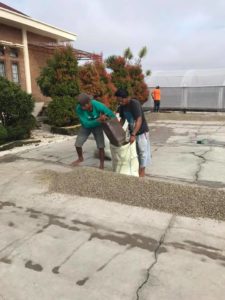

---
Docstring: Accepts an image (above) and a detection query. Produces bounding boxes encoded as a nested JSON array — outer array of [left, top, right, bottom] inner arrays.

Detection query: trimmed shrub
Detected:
[[37, 46, 80, 98], [0, 76, 35, 143], [6, 116, 36, 140], [0, 124, 8, 141], [37, 46, 80, 126], [47, 96, 78, 127]]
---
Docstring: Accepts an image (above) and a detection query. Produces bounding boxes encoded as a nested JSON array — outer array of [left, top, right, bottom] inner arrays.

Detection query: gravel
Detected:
[[47, 167, 225, 221]]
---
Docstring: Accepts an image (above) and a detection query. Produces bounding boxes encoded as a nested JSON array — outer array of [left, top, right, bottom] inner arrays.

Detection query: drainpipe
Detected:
[[22, 28, 32, 94]]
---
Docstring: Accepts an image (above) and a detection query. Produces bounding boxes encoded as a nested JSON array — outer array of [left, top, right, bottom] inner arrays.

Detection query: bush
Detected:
[[6, 116, 36, 140], [37, 46, 80, 98], [0, 124, 8, 140], [78, 61, 117, 110], [37, 46, 80, 127], [106, 47, 150, 103], [6, 126, 28, 140], [47, 96, 78, 127], [0, 76, 35, 143]]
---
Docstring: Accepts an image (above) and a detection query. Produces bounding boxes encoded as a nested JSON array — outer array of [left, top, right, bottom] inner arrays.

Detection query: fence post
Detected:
[[218, 87, 223, 111], [182, 87, 188, 110]]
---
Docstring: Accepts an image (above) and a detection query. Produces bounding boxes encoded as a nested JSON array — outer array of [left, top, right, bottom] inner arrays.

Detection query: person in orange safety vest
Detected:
[[151, 86, 161, 112]]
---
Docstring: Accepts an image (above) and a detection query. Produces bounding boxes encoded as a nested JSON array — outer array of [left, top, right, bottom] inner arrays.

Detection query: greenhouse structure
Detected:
[[145, 69, 225, 111]]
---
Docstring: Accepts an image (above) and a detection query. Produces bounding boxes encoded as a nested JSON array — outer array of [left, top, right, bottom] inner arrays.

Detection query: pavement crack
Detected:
[[152, 146, 161, 153], [136, 215, 175, 300], [16, 156, 69, 167], [191, 149, 212, 182]]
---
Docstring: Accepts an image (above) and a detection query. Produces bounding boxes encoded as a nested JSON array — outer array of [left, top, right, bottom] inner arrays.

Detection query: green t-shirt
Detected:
[[76, 100, 115, 129]]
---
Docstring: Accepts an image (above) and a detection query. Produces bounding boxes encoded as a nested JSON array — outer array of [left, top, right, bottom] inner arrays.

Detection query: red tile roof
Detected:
[[0, 2, 28, 16]]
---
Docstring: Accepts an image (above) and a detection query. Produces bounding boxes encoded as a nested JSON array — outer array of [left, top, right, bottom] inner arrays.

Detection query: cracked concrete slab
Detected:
[[15, 138, 113, 170], [1, 116, 225, 187], [0, 170, 172, 299], [147, 145, 211, 181], [148, 119, 225, 186], [199, 160, 225, 184], [136, 215, 175, 300], [0, 113, 225, 299], [1, 186, 225, 299], [138, 216, 225, 300]]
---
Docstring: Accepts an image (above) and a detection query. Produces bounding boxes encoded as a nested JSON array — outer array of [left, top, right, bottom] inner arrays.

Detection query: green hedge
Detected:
[[0, 124, 8, 144], [47, 96, 78, 127], [0, 76, 35, 144]]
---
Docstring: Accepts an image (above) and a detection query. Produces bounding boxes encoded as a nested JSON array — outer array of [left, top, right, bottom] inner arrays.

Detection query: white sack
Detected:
[[110, 141, 139, 177]]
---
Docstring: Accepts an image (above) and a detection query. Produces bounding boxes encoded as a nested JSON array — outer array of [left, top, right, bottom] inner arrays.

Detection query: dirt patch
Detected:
[[44, 167, 225, 221], [35, 169, 57, 183], [0, 154, 19, 163]]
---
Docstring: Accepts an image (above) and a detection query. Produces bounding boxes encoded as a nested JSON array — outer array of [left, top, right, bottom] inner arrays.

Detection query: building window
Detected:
[[9, 48, 19, 58], [0, 61, 6, 77], [0, 46, 5, 57], [11, 63, 19, 83]]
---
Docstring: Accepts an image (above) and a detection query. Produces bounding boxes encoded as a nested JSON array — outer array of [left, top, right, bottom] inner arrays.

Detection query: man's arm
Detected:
[[119, 118, 125, 125], [151, 90, 155, 100], [94, 101, 116, 119], [132, 116, 142, 136], [129, 116, 142, 144], [129, 100, 143, 143]]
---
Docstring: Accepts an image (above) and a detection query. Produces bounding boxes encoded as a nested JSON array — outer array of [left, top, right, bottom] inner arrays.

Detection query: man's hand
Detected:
[[98, 113, 108, 122], [129, 135, 136, 144]]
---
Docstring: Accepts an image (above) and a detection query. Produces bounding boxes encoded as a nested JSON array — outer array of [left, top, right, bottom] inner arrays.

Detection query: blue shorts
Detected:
[[136, 132, 151, 168], [75, 126, 105, 149]]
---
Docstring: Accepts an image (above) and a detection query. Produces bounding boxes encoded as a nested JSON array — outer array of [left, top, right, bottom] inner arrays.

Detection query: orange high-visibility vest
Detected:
[[151, 89, 161, 101]]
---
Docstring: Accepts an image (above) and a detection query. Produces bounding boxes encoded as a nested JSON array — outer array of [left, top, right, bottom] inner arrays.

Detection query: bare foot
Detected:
[[70, 158, 84, 167], [139, 168, 145, 177]]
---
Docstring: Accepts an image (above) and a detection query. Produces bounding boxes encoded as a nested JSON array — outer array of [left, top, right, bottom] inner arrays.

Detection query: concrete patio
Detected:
[[0, 113, 225, 300]]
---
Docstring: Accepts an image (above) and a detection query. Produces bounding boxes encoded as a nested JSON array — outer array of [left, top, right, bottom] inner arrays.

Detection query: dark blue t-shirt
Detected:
[[118, 99, 149, 135]]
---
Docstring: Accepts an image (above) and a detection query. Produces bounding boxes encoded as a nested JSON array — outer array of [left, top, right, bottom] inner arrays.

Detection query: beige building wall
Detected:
[[27, 31, 57, 102], [0, 23, 58, 103], [0, 23, 26, 91]]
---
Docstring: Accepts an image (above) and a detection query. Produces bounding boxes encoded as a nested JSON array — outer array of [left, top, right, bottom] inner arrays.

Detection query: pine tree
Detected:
[[79, 61, 116, 110], [106, 47, 150, 103], [37, 45, 80, 126], [37, 45, 80, 97]]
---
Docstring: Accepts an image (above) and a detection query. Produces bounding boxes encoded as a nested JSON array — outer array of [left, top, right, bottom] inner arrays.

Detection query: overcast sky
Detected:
[[4, 0, 225, 73]]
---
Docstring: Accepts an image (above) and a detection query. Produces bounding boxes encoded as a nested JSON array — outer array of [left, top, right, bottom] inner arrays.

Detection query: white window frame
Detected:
[[11, 62, 20, 83], [0, 60, 6, 77]]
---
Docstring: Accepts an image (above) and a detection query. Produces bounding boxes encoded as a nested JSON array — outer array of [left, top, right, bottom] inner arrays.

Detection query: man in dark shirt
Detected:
[[115, 89, 151, 177]]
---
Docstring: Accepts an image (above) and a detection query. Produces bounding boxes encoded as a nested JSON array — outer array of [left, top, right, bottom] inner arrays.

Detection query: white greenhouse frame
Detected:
[[145, 69, 225, 111]]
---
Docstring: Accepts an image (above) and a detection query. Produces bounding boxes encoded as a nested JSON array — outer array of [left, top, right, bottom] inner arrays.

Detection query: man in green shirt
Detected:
[[71, 93, 115, 169]]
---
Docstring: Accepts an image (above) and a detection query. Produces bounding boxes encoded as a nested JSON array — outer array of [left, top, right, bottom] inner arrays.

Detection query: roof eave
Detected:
[[0, 7, 77, 42]]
